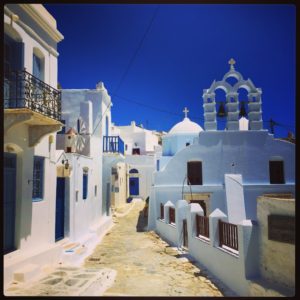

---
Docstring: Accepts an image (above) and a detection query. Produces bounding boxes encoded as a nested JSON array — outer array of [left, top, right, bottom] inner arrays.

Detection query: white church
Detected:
[[147, 60, 295, 296]]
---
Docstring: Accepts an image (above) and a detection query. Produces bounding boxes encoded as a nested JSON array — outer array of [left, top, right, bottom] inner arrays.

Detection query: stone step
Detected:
[[13, 263, 40, 283]]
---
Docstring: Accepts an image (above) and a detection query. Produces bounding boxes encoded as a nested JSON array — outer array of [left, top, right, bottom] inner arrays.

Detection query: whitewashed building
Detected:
[[55, 82, 113, 258], [4, 4, 64, 287], [148, 60, 295, 296], [111, 121, 163, 200]]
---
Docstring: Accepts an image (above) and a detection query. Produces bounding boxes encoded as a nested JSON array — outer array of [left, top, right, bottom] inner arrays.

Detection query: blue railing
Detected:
[[103, 136, 125, 155]]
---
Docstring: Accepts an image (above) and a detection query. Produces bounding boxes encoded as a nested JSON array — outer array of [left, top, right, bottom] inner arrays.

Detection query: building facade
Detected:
[[4, 4, 64, 287], [111, 121, 163, 200], [148, 61, 295, 295], [55, 82, 113, 253]]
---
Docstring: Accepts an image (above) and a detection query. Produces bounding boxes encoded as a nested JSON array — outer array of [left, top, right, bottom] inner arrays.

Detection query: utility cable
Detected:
[[91, 5, 160, 136]]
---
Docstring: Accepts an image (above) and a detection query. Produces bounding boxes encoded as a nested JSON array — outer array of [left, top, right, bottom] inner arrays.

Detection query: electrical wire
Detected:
[[91, 5, 160, 136]]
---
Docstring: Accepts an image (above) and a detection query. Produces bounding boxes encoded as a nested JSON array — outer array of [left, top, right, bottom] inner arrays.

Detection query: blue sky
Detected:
[[45, 4, 296, 137]]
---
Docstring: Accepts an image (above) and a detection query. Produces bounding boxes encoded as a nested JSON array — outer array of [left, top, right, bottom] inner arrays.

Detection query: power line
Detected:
[[91, 5, 160, 136], [113, 93, 227, 124]]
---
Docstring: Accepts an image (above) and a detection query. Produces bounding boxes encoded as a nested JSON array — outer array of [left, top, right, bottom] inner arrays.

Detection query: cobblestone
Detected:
[[84, 200, 226, 296]]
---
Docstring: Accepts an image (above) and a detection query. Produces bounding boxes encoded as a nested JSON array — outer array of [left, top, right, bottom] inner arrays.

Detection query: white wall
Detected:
[[4, 4, 62, 88], [256, 195, 295, 291], [4, 5, 63, 285], [111, 121, 160, 155], [150, 130, 295, 227], [126, 154, 155, 200]]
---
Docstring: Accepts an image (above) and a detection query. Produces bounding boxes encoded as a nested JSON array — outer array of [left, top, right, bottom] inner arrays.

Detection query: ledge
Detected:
[[216, 246, 239, 258], [194, 236, 210, 245]]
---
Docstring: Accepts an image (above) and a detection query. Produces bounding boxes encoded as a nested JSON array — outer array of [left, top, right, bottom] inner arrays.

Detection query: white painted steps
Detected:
[[13, 263, 41, 283]]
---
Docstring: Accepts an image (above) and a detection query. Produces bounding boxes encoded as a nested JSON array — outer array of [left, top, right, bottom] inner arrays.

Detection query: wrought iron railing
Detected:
[[103, 136, 125, 154], [4, 69, 61, 121]]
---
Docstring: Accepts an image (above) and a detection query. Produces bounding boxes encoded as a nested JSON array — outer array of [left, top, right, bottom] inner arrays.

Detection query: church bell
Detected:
[[217, 102, 226, 117], [239, 101, 247, 117]]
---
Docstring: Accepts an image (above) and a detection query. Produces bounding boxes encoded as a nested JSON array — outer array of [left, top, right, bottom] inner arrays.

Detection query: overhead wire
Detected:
[[91, 5, 160, 136]]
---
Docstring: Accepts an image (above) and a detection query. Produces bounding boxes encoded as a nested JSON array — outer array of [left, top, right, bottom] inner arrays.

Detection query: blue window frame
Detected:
[[83, 173, 88, 200], [32, 156, 44, 201], [33, 53, 43, 80]]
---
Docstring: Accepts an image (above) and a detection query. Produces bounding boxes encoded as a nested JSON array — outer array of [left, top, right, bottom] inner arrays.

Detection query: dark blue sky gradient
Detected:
[[45, 4, 296, 137]]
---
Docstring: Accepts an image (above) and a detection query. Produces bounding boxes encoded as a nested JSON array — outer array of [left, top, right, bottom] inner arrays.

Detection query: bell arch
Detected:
[[203, 59, 263, 131]]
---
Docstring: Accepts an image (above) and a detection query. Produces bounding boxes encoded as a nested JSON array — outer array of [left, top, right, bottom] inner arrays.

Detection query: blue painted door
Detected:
[[129, 177, 139, 196], [4, 152, 17, 254], [55, 177, 65, 241]]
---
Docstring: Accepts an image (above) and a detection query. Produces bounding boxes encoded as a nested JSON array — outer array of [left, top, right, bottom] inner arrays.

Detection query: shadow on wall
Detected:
[[136, 209, 148, 232]]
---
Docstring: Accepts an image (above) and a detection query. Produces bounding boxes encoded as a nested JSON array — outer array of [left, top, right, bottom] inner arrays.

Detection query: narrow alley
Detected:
[[5, 199, 235, 296], [84, 200, 227, 297]]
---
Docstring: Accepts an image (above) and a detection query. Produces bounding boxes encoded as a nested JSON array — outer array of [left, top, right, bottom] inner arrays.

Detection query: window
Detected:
[[156, 160, 160, 171], [160, 203, 164, 219], [186, 142, 190, 147], [32, 156, 44, 200], [190, 200, 207, 216], [125, 144, 128, 151], [169, 207, 175, 224], [32, 52, 44, 80], [83, 172, 88, 199], [269, 161, 285, 184], [187, 161, 203, 185], [94, 185, 97, 196], [132, 148, 140, 155]]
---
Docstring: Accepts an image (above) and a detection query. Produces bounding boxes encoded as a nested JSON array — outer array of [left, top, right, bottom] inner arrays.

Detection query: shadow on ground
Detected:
[[136, 210, 148, 232]]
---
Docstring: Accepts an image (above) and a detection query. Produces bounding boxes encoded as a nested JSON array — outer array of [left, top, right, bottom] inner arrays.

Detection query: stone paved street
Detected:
[[84, 200, 230, 297], [4, 199, 235, 296]]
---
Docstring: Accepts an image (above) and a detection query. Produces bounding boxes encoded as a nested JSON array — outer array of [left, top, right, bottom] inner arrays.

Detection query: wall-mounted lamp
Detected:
[[49, 135, 54, 144], [62, 159, 69, 170]]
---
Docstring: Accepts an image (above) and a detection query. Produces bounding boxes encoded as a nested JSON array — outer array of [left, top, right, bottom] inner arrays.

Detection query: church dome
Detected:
[[169, 117, 203, 135]]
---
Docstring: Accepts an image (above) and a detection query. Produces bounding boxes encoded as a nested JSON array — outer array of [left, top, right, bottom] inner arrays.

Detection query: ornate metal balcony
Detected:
[[103, 136, 125, 155], [4, 69, 61, 121]]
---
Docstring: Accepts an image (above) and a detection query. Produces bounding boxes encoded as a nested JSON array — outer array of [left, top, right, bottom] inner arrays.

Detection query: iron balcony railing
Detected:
[[4, 69, 61, 121], [103, 136, 125, 155]]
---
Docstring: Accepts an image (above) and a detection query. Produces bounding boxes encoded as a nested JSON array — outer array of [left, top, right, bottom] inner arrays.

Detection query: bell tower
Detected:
[[203, 59, 263, 131]]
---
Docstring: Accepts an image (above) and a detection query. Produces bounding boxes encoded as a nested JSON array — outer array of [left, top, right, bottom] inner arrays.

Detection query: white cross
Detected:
[[183, 107, 189, 118], [228, 58, 236, 70]]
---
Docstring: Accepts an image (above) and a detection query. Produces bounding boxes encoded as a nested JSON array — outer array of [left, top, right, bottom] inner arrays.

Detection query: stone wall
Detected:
[[256, 194, 295, 291]]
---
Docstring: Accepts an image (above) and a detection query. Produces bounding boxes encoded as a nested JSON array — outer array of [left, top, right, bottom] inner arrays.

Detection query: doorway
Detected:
[[55, 177, 65, 241], [4, 152, 17, 254]]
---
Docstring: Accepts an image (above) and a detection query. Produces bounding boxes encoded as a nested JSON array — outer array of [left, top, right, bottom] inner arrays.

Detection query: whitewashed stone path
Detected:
[[5, 200, 235, 296]]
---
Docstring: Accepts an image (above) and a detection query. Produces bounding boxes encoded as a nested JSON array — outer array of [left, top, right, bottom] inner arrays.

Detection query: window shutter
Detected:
[[269, 161, 285, 184], [33, 53, 41, 79], [187, 161, 202, 185], [32, 156, 44, 200]]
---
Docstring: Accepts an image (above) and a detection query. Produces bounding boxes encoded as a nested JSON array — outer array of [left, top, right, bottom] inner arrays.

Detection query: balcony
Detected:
[[4, 69, 61, 121], [4, 69, 63, 147], [103, 136, 124, 155]]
